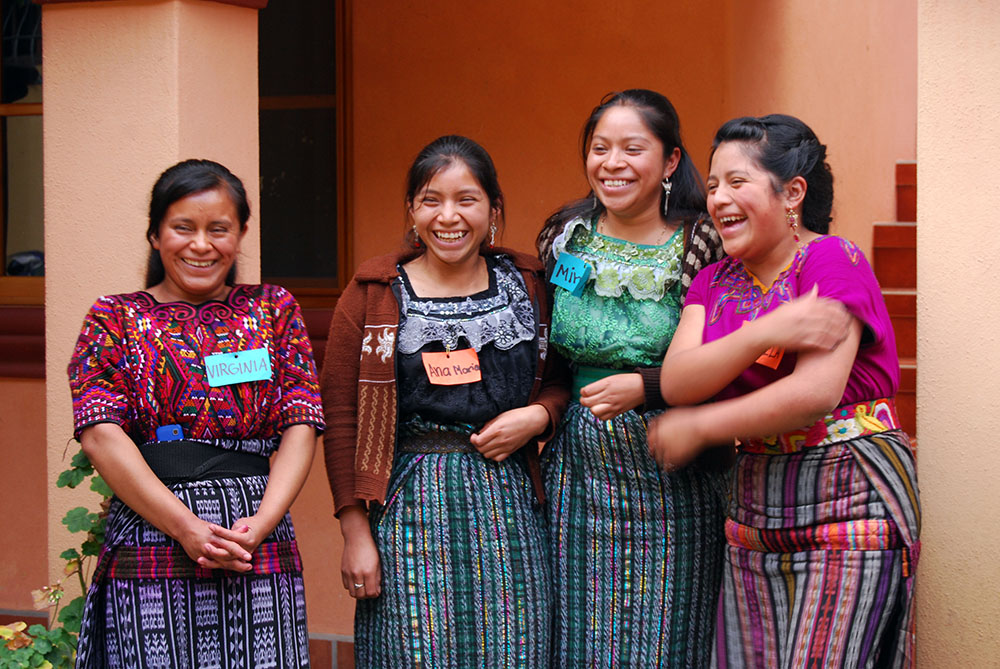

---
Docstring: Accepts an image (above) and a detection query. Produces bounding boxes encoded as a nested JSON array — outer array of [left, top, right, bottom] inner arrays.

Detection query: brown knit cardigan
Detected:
[[321, 247, 570, 515]]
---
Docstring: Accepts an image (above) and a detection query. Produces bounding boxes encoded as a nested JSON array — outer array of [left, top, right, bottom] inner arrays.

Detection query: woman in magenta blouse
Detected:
[[650, 115, 920, 668]]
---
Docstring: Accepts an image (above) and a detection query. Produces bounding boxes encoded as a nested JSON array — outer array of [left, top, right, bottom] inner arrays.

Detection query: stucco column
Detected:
[[916, 1, 1000, 664], [43, 0, 261, 597]]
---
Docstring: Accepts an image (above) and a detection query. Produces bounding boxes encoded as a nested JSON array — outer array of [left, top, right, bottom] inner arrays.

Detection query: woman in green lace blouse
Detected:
[[536, 89, 728, 667]]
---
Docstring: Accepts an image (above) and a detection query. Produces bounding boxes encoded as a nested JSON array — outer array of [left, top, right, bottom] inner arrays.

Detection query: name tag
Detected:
[[755, 345, 785, 369], [551, 252, 590, 297], [421, 348, 482, 386], [204, 348, 273, 387]]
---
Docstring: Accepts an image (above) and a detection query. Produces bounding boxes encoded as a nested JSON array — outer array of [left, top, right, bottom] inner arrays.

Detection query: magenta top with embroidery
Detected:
[[685, 235, 899, 405]]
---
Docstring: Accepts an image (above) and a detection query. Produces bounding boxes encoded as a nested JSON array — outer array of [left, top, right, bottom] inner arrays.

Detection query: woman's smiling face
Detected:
[[585, 105, 677, 220], [409, 161, 495, 269], [150, 186, 244, 303], [706, 141, 793, 267]]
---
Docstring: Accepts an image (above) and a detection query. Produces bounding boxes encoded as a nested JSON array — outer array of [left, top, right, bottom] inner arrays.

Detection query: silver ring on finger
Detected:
[[353, 582, 364, 589]]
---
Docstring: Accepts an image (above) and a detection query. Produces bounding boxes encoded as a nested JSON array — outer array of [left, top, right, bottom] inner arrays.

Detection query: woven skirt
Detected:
[[355, 441, 552, 668], [75, 475, 309, 669], [713, 431, 920, 669], [542, 402, 728, 668]]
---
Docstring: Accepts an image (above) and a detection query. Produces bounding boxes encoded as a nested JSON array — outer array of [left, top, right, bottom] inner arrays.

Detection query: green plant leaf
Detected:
[[80, 539, 102, 557], [30, 638, 52, 655], [89, 476, 113, 498], [56, 597, 84, 635], [58, 548, 81, 561], [55, 469, 85, 489], [62, 508, 97, 534], [69, 450, 92, 471]]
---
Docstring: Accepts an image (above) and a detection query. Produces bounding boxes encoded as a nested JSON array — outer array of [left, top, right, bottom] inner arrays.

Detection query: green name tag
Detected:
[[204, 348, 272, 387]]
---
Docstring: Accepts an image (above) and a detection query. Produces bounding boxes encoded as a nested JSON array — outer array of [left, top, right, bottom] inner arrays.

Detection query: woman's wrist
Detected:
[[525, 403, 551, 436], [338, 505, 371, 540]]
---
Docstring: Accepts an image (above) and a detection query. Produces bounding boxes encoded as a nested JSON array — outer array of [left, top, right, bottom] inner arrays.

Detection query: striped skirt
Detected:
[[543, 402, 728, 668], [713, 431, 920, 669], [75, 475, 309, 668], [356, 440, 552, 668]]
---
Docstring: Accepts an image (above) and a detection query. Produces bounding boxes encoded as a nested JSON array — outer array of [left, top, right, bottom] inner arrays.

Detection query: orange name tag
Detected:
[[755, 345, 785, 369], [421, 348, 482, 385]]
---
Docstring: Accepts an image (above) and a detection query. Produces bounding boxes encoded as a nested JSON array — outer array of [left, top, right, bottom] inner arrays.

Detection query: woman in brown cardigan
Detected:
[[321, 135, 568, 667]]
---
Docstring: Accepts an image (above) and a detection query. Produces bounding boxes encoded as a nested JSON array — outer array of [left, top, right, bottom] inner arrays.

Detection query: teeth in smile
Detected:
[[718, 215, 745, 224], [183, 259, 215, 268], [603, 179, 630, 187], [434, 231, 467, 241]]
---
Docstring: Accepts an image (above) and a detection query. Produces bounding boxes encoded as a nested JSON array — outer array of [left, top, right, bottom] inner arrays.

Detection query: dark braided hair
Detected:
[[709, 114, 833, 233]]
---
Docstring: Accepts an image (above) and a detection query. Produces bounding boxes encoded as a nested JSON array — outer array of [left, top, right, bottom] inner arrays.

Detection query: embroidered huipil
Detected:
[[67, 284, 323, 669], [542, 215, 727, 668], [550, 216, 684, 370], [351, 254, 555, 668]]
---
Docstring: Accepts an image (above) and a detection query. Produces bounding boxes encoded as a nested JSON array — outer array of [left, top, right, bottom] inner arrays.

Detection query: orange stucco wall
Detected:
[[348, 1, 915, 269], [0, 379, 47, 612], [722, 0, 917, 254], [348, 1, 726, 265], [916, 1, 1000, 664]]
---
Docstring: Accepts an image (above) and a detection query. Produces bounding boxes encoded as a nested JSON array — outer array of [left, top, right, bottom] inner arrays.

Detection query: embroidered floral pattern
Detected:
[[550, 219, 684, 369], [550, 216, 682, 301], [705, 238, 830, 325], [827, 419, 862, 442]]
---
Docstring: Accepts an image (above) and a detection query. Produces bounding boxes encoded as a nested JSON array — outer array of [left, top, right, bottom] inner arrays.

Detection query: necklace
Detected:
[[597, 213, 672, 245]]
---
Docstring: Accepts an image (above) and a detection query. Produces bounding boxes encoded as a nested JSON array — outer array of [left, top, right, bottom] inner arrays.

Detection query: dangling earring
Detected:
[[786, 208, 801, 245], [489, 222, 496, 249], [661, 177, 672, 217], [412, 223, 421, 248]]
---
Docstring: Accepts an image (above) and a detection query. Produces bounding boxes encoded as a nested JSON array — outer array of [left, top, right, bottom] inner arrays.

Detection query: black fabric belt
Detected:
[[397, 430, 478, 455], [137, 440, 270, 485]]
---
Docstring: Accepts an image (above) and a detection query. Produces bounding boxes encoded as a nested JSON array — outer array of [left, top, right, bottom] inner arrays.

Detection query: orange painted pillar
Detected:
[[42, 0, 261, 606]]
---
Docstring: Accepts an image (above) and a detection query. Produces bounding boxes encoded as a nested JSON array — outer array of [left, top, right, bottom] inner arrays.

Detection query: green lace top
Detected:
[[550, 216, 684, 369]]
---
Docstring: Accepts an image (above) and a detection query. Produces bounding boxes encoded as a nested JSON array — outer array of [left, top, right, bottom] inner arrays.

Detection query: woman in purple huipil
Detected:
[[649, 115, 920, 669]]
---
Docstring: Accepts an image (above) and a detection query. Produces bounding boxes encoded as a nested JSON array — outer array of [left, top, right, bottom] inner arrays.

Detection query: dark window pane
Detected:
[[259, 108, 337, 279], [258, 2, 335, 97], [2, 0, 42, 103], [4, 111, 44, 275]]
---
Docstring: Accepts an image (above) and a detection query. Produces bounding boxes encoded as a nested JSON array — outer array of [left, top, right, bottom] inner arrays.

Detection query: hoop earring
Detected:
[[412, 223, 421, 248], [489, 222, 496, 249], [786, 208, 801, 245], [661, 177, 672, 217]]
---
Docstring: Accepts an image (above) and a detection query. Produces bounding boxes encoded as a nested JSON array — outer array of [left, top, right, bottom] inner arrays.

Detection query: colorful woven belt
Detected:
[[725, 517, 901, 553], [101, 539, 302, 580], [741, 397, 901, 454]]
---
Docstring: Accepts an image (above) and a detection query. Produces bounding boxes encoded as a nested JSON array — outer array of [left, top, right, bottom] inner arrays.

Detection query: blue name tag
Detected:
[[204, 348, 272, 387], [551, 252, 591, 297]]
